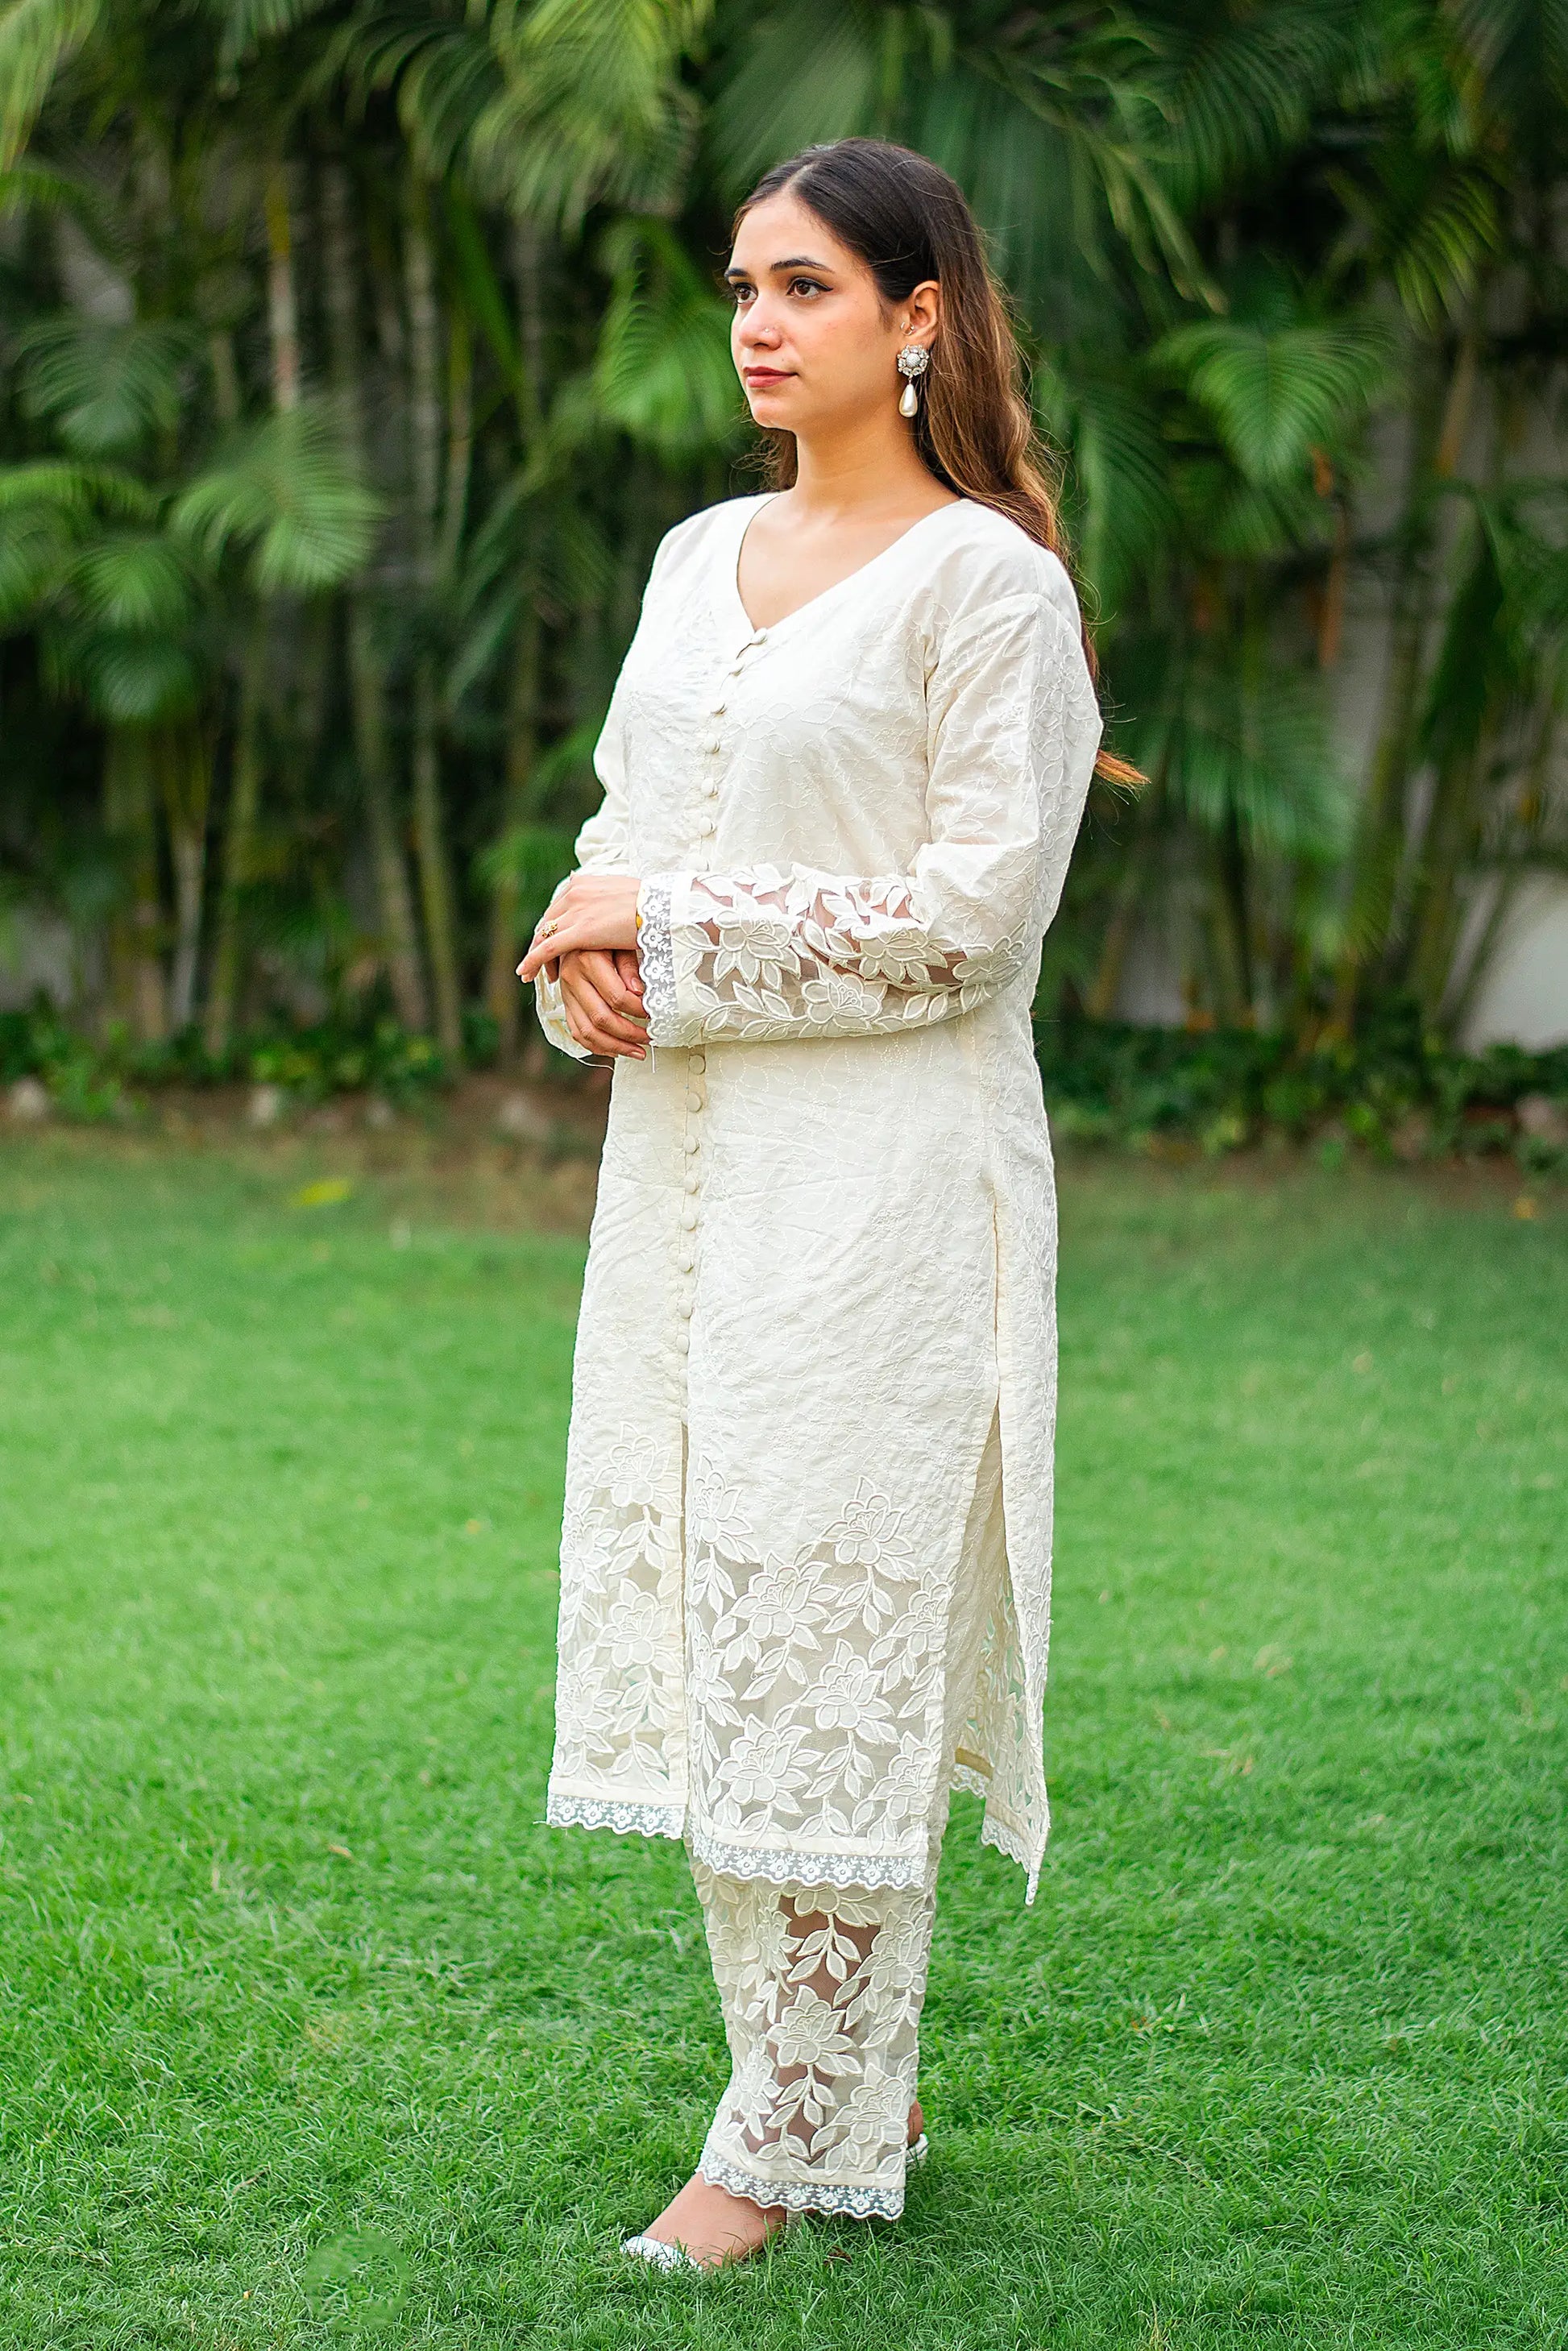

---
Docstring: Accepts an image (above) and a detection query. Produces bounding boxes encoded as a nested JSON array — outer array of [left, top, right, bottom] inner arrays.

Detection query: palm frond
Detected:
[[0, 0, 102, 168], [47, 625, 204, 724], [0, 459, 159, 521], [0, 500, 74, 623], [589, 217, 740, 458], [1156, 311, 1394, 486], [1133, 644, 1352, 861], [328, 0, 502, 178], [173, 404, 383, 593], [471, 0, 711, 230], [1159, 0, 1361, 209], [707, 0, 881, 193], [66, 533, 201, 634], [1041, 363, 1180, 617], [19, 317, 198, 457]]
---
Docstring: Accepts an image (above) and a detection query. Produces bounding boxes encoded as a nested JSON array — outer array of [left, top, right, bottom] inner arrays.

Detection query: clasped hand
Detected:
[[516, 871, 648, 1059]]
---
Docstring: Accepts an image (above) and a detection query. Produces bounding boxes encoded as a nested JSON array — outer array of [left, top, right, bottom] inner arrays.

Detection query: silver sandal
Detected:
[[621, 2232, 703, 2271], [624, 2142, 927, 2267]]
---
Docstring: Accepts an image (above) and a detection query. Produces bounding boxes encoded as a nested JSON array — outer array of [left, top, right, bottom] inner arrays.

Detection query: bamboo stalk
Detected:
[[404, 175, 463, 1057], [202, 639, 265, 1058], [320, 156, 429, 1034]]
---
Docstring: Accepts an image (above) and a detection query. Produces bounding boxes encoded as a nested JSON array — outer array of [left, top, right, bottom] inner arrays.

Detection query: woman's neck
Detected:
[[789, 411, 955, 525]]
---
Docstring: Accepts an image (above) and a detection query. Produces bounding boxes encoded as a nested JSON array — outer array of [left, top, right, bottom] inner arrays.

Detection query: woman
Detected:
[[517, 137, 1113, 2268]]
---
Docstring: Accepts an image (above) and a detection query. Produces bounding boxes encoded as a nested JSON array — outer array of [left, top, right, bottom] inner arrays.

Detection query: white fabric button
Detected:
[[690, 1051, 706, 1072], [684, 1134, 700, 1154], [711, 701, 726, 715], [674, 1329, 690, 1355], [685, 1088, 704, 1110], [676, 1250, 695, 1274], [677, 1296, 691, 1321], [684, 1171, 699, 1196], [680, 1205, 698, 1230], [698, 817, 715, 837]]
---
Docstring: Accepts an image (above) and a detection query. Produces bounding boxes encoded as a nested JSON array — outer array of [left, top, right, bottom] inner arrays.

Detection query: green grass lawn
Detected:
[[1, 1137, 1564, 2350]]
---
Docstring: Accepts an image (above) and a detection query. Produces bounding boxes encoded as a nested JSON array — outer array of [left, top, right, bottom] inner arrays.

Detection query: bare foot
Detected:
[[907, 2097, 924, 2146]]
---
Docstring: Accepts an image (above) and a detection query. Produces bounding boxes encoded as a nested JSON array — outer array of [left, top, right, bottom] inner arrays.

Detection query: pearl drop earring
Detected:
[[896, 344, 929, 418]]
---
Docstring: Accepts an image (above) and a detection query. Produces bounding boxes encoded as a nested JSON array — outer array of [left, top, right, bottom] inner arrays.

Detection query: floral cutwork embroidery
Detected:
[[692, 1865, 934, 2220], [641, 865, 1031, 1047]]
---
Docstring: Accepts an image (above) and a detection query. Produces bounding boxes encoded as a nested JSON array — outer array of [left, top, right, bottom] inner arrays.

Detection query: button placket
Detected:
[[673, 1045, 707, 1367]]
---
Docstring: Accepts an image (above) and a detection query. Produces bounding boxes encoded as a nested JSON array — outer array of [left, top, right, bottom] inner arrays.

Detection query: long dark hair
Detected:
[[736, 138, 1139, 786]]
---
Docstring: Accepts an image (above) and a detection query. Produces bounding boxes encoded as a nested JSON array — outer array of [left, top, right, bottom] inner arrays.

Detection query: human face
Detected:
[[725, 188, 938, 438]]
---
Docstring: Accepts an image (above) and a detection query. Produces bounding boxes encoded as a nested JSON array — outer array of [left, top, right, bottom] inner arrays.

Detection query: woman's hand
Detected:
[[555, 947, 649, 1060], [516, 872, 641, 982]]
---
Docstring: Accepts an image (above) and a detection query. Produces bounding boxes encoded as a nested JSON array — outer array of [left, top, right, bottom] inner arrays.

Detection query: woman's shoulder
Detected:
[[648, 493, 767, 583], [929, 497, 1082, 638]]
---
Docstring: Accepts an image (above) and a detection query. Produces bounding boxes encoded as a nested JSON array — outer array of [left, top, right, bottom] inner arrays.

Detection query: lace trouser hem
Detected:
[[697, 2142, 908, 2221]]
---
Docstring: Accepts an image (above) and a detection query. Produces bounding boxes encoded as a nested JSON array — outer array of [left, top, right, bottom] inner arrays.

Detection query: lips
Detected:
[[743, 368, 790, 387]]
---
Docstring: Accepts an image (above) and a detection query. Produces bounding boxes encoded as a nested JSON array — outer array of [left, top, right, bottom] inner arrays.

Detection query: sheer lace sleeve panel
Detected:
[[533, 680, 635, 1062], [636, 593, 1098, 1048]]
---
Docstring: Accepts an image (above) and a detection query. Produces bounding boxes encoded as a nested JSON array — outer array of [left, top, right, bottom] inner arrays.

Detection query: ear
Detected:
[[900, 278, 942, 349]]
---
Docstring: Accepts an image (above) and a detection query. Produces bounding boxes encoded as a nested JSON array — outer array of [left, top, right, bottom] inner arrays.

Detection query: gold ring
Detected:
[[540, 918, 561, 939]]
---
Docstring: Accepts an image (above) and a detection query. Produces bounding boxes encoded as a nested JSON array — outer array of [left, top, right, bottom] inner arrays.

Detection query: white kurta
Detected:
[[535, 491, 1102, 1903]]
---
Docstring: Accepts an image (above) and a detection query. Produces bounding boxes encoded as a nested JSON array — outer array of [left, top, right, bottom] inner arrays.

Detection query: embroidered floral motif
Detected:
[[692, 1865, 935, 2221]]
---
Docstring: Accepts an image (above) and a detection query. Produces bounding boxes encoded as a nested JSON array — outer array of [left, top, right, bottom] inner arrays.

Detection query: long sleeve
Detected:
[[532, 682, 635, 1061], [635, 593, 1101, 1048]]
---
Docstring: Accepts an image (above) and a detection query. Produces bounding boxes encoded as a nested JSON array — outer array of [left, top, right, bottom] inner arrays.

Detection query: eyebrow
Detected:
[[724, 255, 835, 280]]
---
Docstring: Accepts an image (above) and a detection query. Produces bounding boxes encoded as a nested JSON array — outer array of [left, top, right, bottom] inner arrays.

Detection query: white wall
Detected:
[[1460, 878, 1568, 1051]]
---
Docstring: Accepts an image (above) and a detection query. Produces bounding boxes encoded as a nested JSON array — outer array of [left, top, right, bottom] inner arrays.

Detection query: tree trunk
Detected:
[[411, 657, 462, 1055], [483, 605, 541, 1056], [404, 176, 463, 1056], [1405, 724, 1490, 1024], [1216, 806, 1254, 1024], [1327, 368, 1445, 1030], [1085, 769, 1163, 1021], [203, 640, 265, 1059], [440, 306, 473, 579], [483, 219, 550, 1063], [320, 156, 429, 1032], [264, 160, 301, 413], [159, 720, 211, 1033], [104, 728, 168, 1043]]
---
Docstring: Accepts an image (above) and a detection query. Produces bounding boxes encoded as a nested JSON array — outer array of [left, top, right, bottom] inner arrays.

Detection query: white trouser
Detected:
[[689, 1405, 1006, 2220]]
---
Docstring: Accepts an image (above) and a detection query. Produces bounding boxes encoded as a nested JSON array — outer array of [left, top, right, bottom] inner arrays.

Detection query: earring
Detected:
[[896, 344, 929, 417]]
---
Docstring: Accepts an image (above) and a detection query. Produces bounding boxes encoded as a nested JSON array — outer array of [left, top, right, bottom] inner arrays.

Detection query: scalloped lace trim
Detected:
[[697, 2144, 906, 2221], [545, 1790, 686, 1840], [688, 1822, 932, 1893], [546, 1789, 1039, 1897], [547, 1788, 935, 1892], [637, 877, 679, 1037]]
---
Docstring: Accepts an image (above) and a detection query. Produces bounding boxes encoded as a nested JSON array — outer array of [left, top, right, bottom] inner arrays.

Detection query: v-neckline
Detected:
[[725, 492, 969, 641]]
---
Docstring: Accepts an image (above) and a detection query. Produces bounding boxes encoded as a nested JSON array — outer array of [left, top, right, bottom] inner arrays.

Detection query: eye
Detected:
[[788, 276, 827, 298], [728, 282, 754, 307]]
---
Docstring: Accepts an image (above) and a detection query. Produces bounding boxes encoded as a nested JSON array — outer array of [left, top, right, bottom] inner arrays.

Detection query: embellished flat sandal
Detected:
[[624, 2134, 928, 2268], [621, 2211, 802, 2272]]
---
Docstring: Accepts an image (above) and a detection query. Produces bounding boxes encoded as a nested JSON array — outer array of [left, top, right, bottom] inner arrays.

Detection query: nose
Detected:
[[736, 296, 783, 351]]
